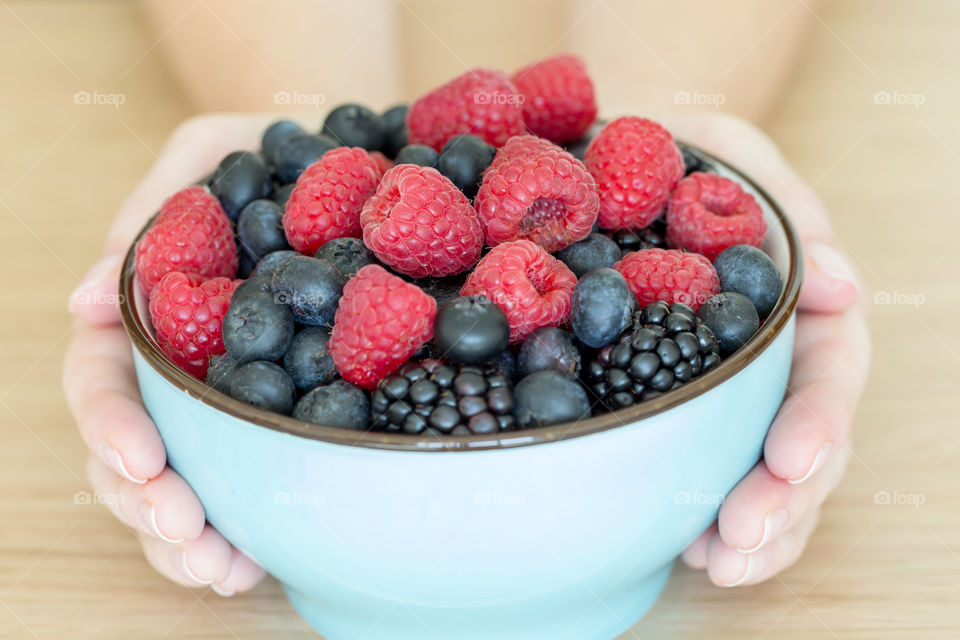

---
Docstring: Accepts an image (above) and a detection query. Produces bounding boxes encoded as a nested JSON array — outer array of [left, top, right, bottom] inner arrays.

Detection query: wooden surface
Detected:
[[1, 1, 957, 637]]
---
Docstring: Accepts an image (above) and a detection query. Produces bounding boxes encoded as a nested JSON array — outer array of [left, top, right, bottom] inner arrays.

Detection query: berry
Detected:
[[476, 135, 599, 253], [394, 143, 438, 167], [262, 120, 304, 166], [329, 265, 437, 389], [205, 352, 240, 394], [271, 255, 346, 326], [223, 290, 295, 364], [713, 244, 782, 318], [135, 186, 237, 294], [283, 326, 337, 391], [418, 273, 468, 308], [274, 133, 339, 184], [517, 327, 581, 378], [584, 301, 721, 409], [570, 267, 637, 348], [283, 146, 382, 254], [436, 134, 495, 199], [666, 172, 767, 260], [555, 233, 621, 278], [406, 67, 525, 151], [584, 117, 684, 230], [697, 292, 760, 355], [229, 361, 295, 414], [381, 104, 409, 158], [678, 143, 716, 175], [148, 272, 235, 378], [370, 359, 516, 435], [460, 240, 577, 343], [272, 183, 295, 206], [433, 296, 510, 364], [614, 248, 720, 312], [491, 348, 518, 382], [606, 219, 668, 255], [511, 54, 597, 143], [514, 370, 590, 428], [369, 151, 395, 175], [237, 251, 256, 279], [237, 199, 291, 261], [322, 103, 386, 150], [250, 249, 297, 278], [564, 120, 604, 162], [360, 164, 483, 277], [231, 274, 272, 301], [314, 237, 376, 279], [294, 380, 371, 429], [208, 151, 273, 221]]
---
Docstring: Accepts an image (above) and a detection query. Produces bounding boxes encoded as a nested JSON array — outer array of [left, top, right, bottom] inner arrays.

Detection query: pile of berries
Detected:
[[135, 54, 784, 435]]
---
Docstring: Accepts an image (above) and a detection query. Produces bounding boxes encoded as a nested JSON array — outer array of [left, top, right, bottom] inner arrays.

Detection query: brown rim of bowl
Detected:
[[119, 144, 803, 452]]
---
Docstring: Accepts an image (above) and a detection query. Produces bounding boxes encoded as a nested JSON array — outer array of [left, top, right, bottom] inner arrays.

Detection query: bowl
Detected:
[[119, 146, 802, 640]]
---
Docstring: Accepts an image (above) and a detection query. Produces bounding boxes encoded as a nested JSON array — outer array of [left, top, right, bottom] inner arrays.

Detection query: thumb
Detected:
[[68, 252, 127, 325]]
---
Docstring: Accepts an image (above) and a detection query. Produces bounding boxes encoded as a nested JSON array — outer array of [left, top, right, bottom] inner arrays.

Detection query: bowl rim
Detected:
[[119, 144, 803, 452]]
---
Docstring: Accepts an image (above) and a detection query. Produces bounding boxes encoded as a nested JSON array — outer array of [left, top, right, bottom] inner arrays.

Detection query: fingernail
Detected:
[[211, 583, 236, 597], [723, 549, 772, 587], [808, 242, 858, 287], [137, 502, 184, 544], [180, 550, 214, 585], [99, 441, 147, 485], [68, 253, 121, 314], [737, 508, 789, 554], [789, 442, 833, 485]]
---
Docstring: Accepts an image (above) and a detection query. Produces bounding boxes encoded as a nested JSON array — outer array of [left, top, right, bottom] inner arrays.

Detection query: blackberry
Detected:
[[584, 301, 721, 410], [606, 219, 667, 255], [370, 360, 517, 436], [678, 142, 716, 175]]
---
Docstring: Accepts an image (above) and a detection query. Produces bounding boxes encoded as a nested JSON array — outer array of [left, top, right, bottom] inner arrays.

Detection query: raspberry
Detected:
[[361, 164, 483, 277], [511, 54, 597, 144], [475, 135, 599, 253], [666, 172, 767, 260], [329, 265, 438, 389], [283, 147, 382, 255], [368, 151, 394, 174], [135, 186, 237, 294], [460, 240, 577, 343], [614, 248, 720, 311], [584, 117, 684, 230], [406, 68, 526, 152], [148, 271, 235, 379]]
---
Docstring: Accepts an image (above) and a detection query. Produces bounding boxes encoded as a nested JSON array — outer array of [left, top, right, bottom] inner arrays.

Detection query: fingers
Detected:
[[680, 523, 717, 570], [63, 324, 166, 482], [213, 548, 268, 597], [138, 524, 235, 589]]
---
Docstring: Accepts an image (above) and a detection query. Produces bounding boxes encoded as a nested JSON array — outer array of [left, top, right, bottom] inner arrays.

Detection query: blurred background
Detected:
[[1, 0, 957, 637]]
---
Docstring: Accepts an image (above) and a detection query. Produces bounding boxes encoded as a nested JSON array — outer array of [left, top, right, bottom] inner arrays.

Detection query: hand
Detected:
[[63, 114, 279, 595], [663, 112, 871, 586]]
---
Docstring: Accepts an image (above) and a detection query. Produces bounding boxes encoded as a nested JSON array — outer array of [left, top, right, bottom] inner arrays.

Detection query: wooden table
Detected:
[[1, 1, 956, 637]]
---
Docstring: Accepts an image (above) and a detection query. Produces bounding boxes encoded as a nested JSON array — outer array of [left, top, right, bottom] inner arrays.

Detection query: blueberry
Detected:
[[262, 120, 304, 166], [231, 275, 272, 301], [223, 291, 295, 364], [251, 250, 298, 279], [437, 134, 496, 199], [433, 296, 510, 364], [570, 268, 637, 348], [237, 199, 291, 261], [283, 326, 337, 391], [418, 274, 468, 308], [208, 151, 272, 221], [229, 361, 295, 414], [556, 234, 621, 278], [205, 353, 240, 394], [294, 380, 371, 429], [271, 255, 345, 327], [322, 103, 386, 150], [679, 144, 716, 175], [314, 237, 375, 279], [381, 104, 409, 158], [518, 327, 581, 377], [237, 250, 257, 279], [490, 348, 518, 382], [713, 244, 782, 318], [274, 133, 339, 184], [272, 183, 295, 207], [514, 370, 591, 429], [697, 292, 760, 355], [394, 144, 438, 167]]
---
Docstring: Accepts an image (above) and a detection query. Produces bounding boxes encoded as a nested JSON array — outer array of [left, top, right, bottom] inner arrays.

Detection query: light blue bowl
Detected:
[[120, 149, 802, 640]]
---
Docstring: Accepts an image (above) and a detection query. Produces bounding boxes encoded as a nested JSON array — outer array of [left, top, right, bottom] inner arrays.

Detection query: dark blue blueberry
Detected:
[[314, 237, 375, 279], [679, 144, 716, 175], [262, 120, 304, 166], [322, 103, 385, 150], [556, 234, 621, 278], [271, 183, 295, 207], [433, 296, 510, 364], [697, 292, 760, 355], [231, 275, 272, 301], [490, 348, 518, 382], [294, 380, 370, 429], [437, 134, 496, 199], [237, 250, 257, 279], [229, 361, 295, 414], [418, 273, 468, 308], [274, 133, 339, 184], [271, 255, 345, 327], [381, 104, 409, 158], [223, 291, 295, 364], [283, 326, 337, 391], [205, 353, 240, 394], [208, 151, 272, 221], [394, 144, 438, 167], [570, 268, 637, 348], [518, 327, 581, 378], [237, 199, 291, 261], [713, 244, 782, 318], [251, 250, 298, 279], [514, 370, 591, 429]]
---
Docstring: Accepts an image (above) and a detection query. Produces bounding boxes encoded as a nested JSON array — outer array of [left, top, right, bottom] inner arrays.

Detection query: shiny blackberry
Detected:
[[584, 300, 721, 410], [606, 219, 667, 255], [678, 143, 717, 175]]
